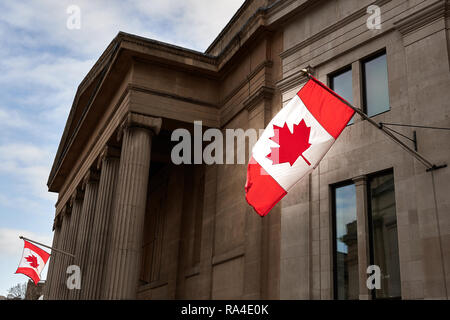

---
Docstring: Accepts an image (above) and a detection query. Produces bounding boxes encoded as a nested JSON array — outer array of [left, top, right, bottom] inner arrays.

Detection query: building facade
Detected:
[[44, 0, 450, 300]]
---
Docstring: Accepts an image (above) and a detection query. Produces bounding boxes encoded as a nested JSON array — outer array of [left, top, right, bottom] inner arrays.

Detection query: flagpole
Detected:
[[19, 236, 75, 258], [300, 69, 446, 172]]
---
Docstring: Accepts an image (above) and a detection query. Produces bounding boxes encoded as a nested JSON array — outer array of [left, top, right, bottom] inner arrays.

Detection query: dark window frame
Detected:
[[366, 168, 402, 300], [361, 49, 390, 117], [331, 179, 357, 300], [329, 65, 353, 89], [328, 65, 354, 126], [331, 168, 401, 300]]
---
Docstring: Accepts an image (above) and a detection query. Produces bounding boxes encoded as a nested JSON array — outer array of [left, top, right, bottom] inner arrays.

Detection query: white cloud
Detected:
[[0, 0, 245, 296], [0, 144, 52, 164], [0, 227, 52, 257], [132, 0, 246, 50], [0, 55, 95, 125], [0, 0, 245, 54], [0, 107, 31, 129], [0, 0, 246, 212], [0, 143, 57, 203]]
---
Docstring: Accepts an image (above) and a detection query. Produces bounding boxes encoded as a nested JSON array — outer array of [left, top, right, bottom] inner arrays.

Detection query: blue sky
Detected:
[[0, 0, 244, 296]]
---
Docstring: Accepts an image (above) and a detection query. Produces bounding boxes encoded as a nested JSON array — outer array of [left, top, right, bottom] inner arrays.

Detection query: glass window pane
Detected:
[[334, 183, 359, 300], [369, 172, 401, 299], [330, 68, 354, 124], [363, 53, 390, 117]]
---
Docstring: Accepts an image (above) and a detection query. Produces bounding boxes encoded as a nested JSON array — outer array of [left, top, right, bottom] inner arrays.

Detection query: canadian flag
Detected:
[[245, 76, 355, 216], [15, 240, 50, 285]]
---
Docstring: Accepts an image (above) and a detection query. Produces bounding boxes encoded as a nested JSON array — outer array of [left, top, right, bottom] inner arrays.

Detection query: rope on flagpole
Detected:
[[299, 69, 447, 172], [19, 236, 75, 258]]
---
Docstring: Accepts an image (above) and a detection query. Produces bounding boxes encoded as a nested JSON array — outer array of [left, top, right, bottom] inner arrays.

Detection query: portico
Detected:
[[45, 0, 450, 300]]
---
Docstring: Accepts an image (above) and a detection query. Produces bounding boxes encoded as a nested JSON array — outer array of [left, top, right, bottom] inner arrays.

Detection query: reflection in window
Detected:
[[330, 67, 354, 124], [334, 183, 358, 300], [369, 172, 401, 299], [363, 52, 390, 117]]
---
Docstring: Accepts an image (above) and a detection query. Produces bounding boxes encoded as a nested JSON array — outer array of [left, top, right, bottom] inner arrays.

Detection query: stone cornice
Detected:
[[279, 0, 392, 60], [61, 202, 72, 217], [47, 40, 121, 191], [244, 85, 275, 113], [276, 66, 313, 93], [205, 0, 253, 54], [82, 167, 100, 187], [52, 89, 131, 215], [97, 145, 121, 169], [215, 10, 268, 67], [212, 245, 245, 266], [393, 0, 447, 36], [128, 84, 218, 109], [117, 112, 162, 141], [70, 186, 84, 204], [219, 60, 273, 107], [120, 32, 217, 65]]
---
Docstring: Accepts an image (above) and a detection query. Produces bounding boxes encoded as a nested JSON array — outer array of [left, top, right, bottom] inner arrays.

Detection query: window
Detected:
[[368, 171, 401, 299], [362, 52, 390, 117], [333, 183, 359, 300], [330, 67, 354, 125], [332, 170, 402, 300]]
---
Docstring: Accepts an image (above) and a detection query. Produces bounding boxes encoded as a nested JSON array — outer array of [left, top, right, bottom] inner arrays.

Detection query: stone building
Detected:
[[44, 0, 450, 300], [25, 280, 45, 300]]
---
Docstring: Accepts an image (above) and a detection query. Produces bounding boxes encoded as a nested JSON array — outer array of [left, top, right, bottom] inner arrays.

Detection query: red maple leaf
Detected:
[[267, 119, 312, 166], [25, 255, 39, 268]]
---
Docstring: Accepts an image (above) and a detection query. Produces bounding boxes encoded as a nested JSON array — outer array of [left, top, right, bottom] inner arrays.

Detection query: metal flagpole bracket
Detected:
[[379, 123, 418, 151], [19, 236, 75, 258], [298, 69, 446, 172], [379, 123, 447, 171], [300, 67, 314, 77]]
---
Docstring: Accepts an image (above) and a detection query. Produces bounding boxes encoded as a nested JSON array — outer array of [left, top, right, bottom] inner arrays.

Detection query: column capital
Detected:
[[117, 112, 162, 141], [97, 145, 121, 169], [61, 202, 72, 217], [352, 175, 367, 186], [82, 168, 100, 188], [53, 213, 62, 230], [70, 186, 85, 205]]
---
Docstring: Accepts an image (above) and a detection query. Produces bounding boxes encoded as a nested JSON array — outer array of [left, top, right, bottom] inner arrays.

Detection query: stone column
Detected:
[[63, 187, 84, 299], [49, 219, 63, 300], [103, 113, 161, 299], [44, 216, 61, 300], [50, 207, 69, 299], [84, 146, 120, 300], [55, 204, 71, 299], [353, 175, 371, 300], [70, 168, 99, 299]]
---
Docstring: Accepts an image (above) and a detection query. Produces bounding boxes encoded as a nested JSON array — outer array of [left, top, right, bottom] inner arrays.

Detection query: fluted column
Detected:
[[51, 206, 70, 299], [44, 216, 61, 300], [84, 146, 120, 299], [104, 113, 161, 299], [70, 168, 99, 299], [56, 205, 72, 299], [63, 187, 84, 299]]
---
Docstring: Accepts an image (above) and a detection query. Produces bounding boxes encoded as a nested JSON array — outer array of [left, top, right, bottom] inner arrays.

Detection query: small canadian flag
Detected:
[[15, 240, 50, 285], [245, 76, 355, 216]]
